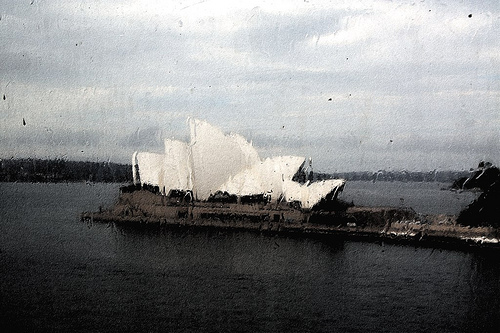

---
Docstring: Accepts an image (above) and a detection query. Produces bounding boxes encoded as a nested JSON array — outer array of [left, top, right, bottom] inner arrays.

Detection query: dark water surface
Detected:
[[0, 183, 498, 333], [341, 181, 479, 215]]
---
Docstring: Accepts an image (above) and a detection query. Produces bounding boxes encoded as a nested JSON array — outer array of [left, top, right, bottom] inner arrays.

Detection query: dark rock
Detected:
[[457, 161, 500, 227]]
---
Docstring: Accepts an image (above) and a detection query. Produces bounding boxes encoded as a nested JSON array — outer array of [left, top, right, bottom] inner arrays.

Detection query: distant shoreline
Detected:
[[1, 158, 470, 183], [0, 158, 131, 183]]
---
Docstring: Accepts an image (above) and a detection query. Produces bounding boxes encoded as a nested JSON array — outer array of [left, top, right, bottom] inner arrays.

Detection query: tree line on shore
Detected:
[[0, 158, 472, 184], [316, 170, 470, 183], [0, 158, 132, 183]]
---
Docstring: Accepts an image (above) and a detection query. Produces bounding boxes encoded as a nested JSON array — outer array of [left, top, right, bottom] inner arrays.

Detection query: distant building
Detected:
[[132, 118, 345, 209]]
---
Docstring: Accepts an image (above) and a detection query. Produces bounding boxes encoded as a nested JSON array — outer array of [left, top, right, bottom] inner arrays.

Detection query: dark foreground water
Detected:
[[0, 182, 498, 333]]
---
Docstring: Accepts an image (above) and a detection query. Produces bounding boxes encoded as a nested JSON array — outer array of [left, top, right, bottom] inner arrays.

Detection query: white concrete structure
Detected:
[[189, 118, 260, 200], [134, 152, 164, 189], [160, 139, 192, 195], [282, 179, 346, 209], [218, 156, 305, 197], [132, 119, 345, 208]]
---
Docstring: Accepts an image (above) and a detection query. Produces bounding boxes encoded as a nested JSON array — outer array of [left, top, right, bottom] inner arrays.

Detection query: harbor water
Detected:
[[0, 182, 498, 332]]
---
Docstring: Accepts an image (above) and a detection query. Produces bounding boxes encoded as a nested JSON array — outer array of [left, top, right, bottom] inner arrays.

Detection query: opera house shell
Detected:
[[132, 119, 345, 210]]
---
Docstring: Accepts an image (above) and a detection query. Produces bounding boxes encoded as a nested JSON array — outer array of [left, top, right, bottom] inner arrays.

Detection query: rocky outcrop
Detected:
[[457, 161, 500, 228]]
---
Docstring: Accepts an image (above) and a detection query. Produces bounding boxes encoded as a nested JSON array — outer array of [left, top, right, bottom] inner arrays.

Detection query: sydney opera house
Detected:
[[131, 118, 345, 210]]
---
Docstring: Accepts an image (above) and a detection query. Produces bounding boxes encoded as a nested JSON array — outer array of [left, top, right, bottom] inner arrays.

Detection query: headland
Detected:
[[81, 187, 500, 251], [81, 119, 500, 250]]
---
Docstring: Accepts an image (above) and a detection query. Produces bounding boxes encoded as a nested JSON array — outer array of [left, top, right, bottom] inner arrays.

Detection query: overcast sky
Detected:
[[1, 0, 499, 172]]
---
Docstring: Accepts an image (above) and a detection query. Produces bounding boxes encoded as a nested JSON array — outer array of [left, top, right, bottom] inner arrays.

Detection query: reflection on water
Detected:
[[0, 183, 498, 332]]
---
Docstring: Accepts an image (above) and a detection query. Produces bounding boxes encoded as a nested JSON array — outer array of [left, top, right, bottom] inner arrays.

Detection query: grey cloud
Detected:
[[120, 127, 165, 150], [0, 1, 498, 172], [237, 8, 346, 57], [384, 133, 500, 156], [0, 127, 101, 147], [1, 6, 189, 88]]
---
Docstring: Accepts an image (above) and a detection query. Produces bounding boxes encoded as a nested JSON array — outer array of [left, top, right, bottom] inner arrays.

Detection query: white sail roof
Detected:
[[189, 118, 260, 200], [283, 179, 346, 209], [135, 152, 165, 189], [160, 139, 192, 194], [218, 156, 305, 197], [132, 118, 345, 208]]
